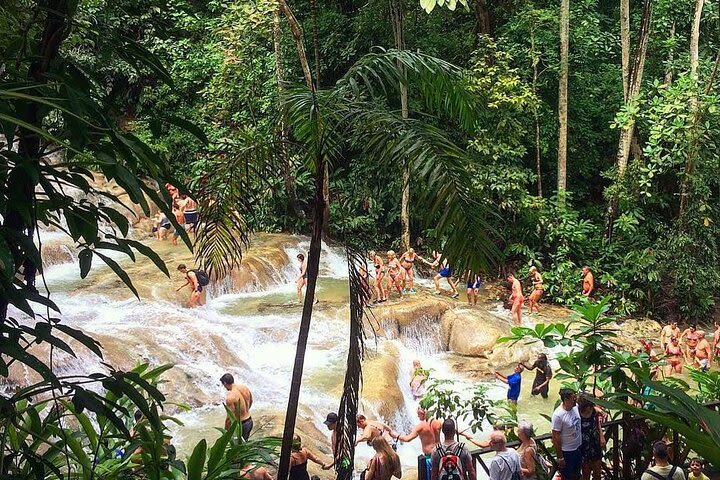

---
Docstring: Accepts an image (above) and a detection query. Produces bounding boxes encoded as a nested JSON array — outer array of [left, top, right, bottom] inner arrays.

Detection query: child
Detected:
[[687, 458, 708, 480]]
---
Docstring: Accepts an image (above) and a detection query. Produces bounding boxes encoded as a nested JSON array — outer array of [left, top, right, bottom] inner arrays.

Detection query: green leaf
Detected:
[[420, 0, 437, 13], [165, 115, 209, 144], [79, 249, 92, 278], [123, 238, 170, 277], [53, 323, 103, 358], [187, 439, 207, 480], [94, 251, 139, 298]]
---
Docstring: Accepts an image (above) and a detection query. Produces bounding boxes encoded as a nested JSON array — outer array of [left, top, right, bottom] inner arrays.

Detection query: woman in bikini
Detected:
[[296, 253, 308, 303], [680, 324, 699, 365], [665, 336, 683, 376], [528, 266, 544, 314], [368, 251, 387, 303], [386, 251, 404, 299], [366, 436, 402, 480], [399, 248, 418, 294]]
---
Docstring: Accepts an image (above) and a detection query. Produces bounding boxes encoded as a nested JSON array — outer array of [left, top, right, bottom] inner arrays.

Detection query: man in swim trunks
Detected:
[[176, 264, 204, 307], [696, 331, 712, 371], [355, 415, 398, 446], [521, 353, 553, 399], [507, 273, 524, 326], [528, 266, 544, 313], [221, 373, 254, 440], [581, 266, 594, 297], [397, 407, 442, 480], [714, 321, 720, 365], [660, 320, 681, 352], [179, 195, 199, 237], [171, 200, 185, 246], [494, 364, 524, 404], [680, 324, 699, 365]]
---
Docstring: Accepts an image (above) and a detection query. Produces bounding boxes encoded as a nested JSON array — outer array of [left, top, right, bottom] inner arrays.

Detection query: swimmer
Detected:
[[424, 251, 459, 298], [220, 373, 254, 440], [660, 320, 681, 352], [465, 272, 482, 306], [696, 331, 712, 371], [664, 337, 683, 376], [680, 324, 699, 365]]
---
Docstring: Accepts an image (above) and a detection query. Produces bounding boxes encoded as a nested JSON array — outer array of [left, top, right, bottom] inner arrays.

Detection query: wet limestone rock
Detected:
[[611, 317, 662, 352], [442, 309, 508, 357], [359, 342, 404, 421]]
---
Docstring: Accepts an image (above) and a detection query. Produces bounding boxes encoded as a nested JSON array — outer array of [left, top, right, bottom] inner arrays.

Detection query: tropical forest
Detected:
[[2, 0, 720, 479]]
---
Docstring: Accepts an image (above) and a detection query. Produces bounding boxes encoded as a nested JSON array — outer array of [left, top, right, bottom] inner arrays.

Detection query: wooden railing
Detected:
[[417, 401, 720, 480]]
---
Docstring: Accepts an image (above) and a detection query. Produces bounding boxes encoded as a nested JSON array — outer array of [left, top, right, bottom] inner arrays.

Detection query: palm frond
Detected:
[[334, 246, 369, 480]]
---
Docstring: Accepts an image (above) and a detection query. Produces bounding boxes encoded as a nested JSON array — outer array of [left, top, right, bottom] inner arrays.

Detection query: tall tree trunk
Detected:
[[530, 10, 542, 197], [620, 0, 630, 101], [276, 3, 325, 480], [605, 0, 652, 242], [679, 0, 705, 217], [665, 22, 675, 86], [274, 4, 304, 223], [390, 0, 411, 251], [474, 0, 492, 38], [557, 0, 569, 194]]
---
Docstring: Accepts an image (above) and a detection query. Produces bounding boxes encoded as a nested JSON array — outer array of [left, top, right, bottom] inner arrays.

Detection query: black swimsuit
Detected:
[[289, 459, 309, 480]]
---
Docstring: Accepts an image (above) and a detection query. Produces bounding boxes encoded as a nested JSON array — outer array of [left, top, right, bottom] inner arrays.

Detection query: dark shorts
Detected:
[[423, 454, 431, 480], [560, 448, 582, 480], [532, 378, 549, 398], [195, 286, 203, 293], [241, 417, 253, 441], [184, 210, 199, 225], [439, 267, 451, 278], [160, 220, 171, 229]]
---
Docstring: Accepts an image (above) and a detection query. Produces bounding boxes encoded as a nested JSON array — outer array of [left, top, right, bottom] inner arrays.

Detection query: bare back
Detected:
[[416, 420, 442, 454], [226, 384, 250, 422]]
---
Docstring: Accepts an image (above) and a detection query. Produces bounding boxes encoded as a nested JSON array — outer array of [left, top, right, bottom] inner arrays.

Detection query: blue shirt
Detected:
[[507, 373, 522, 400]]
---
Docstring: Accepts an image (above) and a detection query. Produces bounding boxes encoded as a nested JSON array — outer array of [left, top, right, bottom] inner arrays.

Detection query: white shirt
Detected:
[[489, 450, 521, 480], [551, 404, 581, 451]]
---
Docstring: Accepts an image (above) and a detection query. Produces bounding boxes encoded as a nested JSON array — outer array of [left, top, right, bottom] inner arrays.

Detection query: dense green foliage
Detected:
[[62, 0, 720, 320]]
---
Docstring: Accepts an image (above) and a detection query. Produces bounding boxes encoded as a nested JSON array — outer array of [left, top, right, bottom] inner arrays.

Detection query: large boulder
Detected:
[[442, 309, 508, 357], [358, 342, 405, 421]]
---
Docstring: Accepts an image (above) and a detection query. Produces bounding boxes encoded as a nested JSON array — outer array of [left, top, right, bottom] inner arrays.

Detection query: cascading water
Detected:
[[8, 233, 560, 480]]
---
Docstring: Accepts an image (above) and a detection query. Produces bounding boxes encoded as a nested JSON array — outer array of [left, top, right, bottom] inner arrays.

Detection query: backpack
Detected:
[[499, 455, 521, 480], [191, 269, 210, 286], [437, 443, 465, 480], [643, 466, 677, 480]]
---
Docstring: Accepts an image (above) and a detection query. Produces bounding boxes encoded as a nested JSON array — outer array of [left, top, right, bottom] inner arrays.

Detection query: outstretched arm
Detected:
[[460, 431, 489, 448], [398, 425, 420, 443], [494, 372, 508, 384]]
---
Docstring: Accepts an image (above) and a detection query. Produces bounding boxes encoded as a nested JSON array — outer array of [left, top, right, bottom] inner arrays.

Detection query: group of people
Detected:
[[657, 319, 720, 374], [152, 183, 199, 244], [505, 266, 594, 326]]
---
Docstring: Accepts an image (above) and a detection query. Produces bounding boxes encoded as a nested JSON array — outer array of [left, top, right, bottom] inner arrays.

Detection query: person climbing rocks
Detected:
[[176, 264, 209, 307]]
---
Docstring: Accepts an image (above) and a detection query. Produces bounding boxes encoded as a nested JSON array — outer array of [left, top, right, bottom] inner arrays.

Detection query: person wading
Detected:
[[396, 407, 442, 480], [176, 264, 209, 307], [220, 373, 253, 440]]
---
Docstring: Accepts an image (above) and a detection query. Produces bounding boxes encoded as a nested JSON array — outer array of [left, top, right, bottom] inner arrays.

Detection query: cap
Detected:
[[324, 413, 339, 425]]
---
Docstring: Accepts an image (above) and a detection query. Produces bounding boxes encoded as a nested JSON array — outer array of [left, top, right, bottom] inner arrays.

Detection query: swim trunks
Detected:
[[241, 417, 254, 441], [439, 267, 451, 278], [184, 210, 199, 225]]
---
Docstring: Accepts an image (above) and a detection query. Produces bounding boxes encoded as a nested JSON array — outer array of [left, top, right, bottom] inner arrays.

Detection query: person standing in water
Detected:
[[176, 264, 206, 307], [220, 373, 254, 440], [680, 324, 699, 365], [410, 360, 429, 400], [397, 407, 442, 480], [665, 337, 683, 377], [399, 248, 419, 294], [695, 331, 712, 371], [296, 253, 308, 303], [171, 199, 185, 246], [424, 251, 459, 298], [355, 415, 398, 446], [522, 353, 553, 399], [179, 194, 199, 237], [494, 364, 524, 405], [289, 434, 330, 480], [528, 266, 544, 314], [507, 273, 524, 326], [369, 251, 387, 303], [386, 250, 404, 299], [660, 320, 681, 352], [581, 266, 594, 298], [465, 272, 482, 306]]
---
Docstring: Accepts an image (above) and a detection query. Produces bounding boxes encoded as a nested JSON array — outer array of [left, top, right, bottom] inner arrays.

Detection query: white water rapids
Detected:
[[7, 233, 561, 479]]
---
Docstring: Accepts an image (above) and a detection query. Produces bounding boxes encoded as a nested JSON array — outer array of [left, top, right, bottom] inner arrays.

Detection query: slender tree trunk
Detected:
[[274, 5, 304, 223], [310, 0, 320, 87], [474, 0, 492, 37], [276, 3, 325, 480], [557, 0, 569, 194], [530, 11, 542, 197], [665, 22, 675, 86], [390, 0, 411, 251], [620, 0, 630, 101], [678, 0, 704, 217], [605, 0, 652, 242]]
